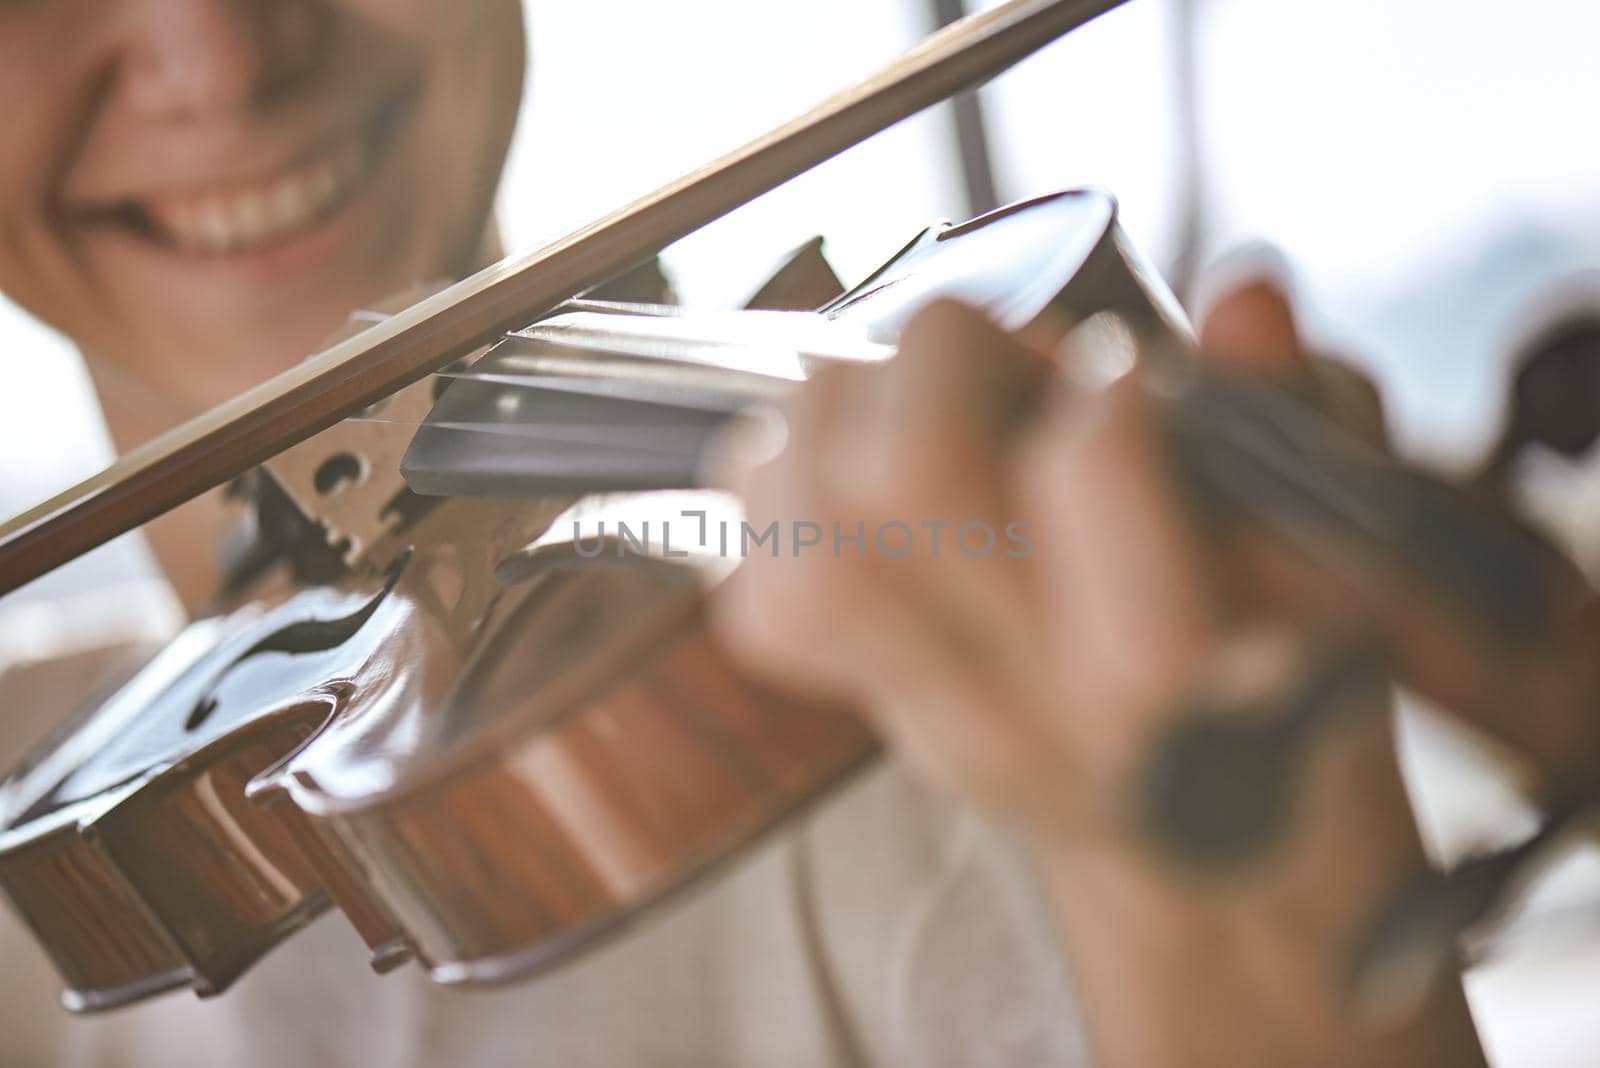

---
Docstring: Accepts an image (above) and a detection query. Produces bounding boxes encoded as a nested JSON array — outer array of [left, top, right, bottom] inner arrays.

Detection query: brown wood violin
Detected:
[[0, 183, 1191, 1011]]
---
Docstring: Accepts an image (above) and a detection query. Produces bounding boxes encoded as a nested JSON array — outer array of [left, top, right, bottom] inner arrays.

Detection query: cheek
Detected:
[[0, 38, 103, 334]]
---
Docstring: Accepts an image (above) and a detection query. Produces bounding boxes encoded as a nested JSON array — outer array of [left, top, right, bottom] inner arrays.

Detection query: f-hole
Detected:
[[182, 550, 411, 733], [185, 696, 220, 732], [314, 453, 364, 496]]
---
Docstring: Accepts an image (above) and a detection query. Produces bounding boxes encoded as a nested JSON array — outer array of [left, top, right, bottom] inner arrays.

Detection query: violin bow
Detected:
[[0, 0, 1129, 596]]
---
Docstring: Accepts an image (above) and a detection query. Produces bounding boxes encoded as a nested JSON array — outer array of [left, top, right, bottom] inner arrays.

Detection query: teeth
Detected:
[[144, 140, 366, 255]]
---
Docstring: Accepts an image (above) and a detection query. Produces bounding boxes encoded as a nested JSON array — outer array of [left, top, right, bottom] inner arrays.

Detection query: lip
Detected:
[[60, 79, 417, 266]]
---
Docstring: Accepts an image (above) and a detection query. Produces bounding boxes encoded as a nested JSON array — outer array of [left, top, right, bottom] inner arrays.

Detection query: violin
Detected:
[[0, 183, 1190, 1010], [0, 0, 1596, 1022]]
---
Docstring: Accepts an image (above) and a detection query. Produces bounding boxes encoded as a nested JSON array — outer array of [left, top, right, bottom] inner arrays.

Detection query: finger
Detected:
[[714, 355, 1002, 706], [714, 303, 1076, 807], [1016, 377, 1223, 770], [723, 301, 1056, 691], [1198, 278, 1308, 376], [700, 405, 790, 502], [711, 362, 876, 696], [1198, 277, 1389, 445], [816, 301, 1051, 641], [807, 303, 1075, 785], [702, 356, 868, 503]]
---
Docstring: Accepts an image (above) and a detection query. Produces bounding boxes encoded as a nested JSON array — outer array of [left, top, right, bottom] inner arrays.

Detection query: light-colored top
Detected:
[[0, 759, 1088, 1068]]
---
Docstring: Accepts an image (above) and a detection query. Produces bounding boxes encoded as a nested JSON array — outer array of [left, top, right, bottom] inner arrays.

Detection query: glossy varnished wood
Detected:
[[288, 563, 877, 985]]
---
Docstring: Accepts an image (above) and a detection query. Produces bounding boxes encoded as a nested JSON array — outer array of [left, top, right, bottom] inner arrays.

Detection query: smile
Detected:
[[145, 137, 368, 255], [68, 87, 412, 259]]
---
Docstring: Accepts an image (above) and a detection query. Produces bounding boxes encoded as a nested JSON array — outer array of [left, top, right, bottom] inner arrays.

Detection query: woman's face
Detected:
[[0, 0, 526, 404]]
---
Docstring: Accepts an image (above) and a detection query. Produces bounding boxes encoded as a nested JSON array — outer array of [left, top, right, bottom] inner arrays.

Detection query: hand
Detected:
[[710, 283, 1488, 1065], [711, 284, 1392, 850]]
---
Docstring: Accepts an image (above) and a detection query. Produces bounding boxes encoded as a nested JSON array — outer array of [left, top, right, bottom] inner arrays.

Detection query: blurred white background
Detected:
[[4, 0, 1600, 1059]]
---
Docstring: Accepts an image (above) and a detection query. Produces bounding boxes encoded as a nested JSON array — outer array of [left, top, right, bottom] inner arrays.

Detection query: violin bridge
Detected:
[[263, 374, 444, 575], [261, 286, 490, 575]]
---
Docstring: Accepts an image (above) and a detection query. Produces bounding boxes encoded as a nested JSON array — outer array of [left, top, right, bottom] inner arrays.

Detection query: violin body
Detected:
[[0, 190, 1185, 1011]]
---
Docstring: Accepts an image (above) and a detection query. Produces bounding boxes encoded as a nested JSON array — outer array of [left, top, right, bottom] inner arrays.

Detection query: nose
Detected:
[[113, 0, 322, 119]]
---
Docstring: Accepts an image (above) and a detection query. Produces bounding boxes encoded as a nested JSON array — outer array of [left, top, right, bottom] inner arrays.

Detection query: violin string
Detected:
[[426, 367, 781, 403], [347, 415, 714, 456], [431, 367, 769, 386]]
